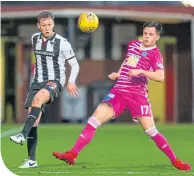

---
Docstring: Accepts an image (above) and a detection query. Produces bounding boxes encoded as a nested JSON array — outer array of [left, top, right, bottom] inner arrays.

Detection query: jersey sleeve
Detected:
[[151, 53, 164, 71], [31, 34, 36, 45], [127, 40, 139, 47], [31, 32, 40, 47], [61, 40, 75, 60]]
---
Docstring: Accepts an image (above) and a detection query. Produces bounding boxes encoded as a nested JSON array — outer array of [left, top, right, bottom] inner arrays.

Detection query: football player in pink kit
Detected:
[[53, 21, 191, 171]]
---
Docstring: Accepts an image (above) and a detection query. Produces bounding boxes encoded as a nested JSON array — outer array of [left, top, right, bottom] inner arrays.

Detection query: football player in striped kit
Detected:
[[10, 11, 80, 168]]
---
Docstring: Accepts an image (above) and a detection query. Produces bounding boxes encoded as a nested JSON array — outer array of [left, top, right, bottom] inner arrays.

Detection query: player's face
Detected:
[[142, 27, 160, 47], [37, 17, 54, 39]]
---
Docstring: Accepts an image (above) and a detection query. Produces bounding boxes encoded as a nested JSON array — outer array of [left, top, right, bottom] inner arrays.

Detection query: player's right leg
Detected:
[[53, 89, 126, 165], [53, 103, 114, 165]]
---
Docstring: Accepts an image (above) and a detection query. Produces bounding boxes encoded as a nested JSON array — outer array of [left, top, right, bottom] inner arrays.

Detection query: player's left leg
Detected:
[[53, 89, 127, 165], [53, 102, 115, 165], [137, 116, 191, 171], [128, 94, 191, 171], [27, 113, 41, 161], [26, 104, 45, 164]]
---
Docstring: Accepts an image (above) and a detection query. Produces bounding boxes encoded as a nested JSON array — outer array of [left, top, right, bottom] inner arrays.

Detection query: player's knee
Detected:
[[88, 116, 101, 129], [32, 89, 49, 106], [93, 103, 114, 121], [145, 126, 159, 138], [32, 96, 42, 106]]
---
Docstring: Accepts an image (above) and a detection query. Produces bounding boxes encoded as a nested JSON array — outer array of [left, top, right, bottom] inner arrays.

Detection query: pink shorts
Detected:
[[101, 89, 153, 121]]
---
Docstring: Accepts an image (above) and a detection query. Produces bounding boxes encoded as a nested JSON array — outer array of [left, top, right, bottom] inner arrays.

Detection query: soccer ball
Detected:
[[78, 12, 99, 33]]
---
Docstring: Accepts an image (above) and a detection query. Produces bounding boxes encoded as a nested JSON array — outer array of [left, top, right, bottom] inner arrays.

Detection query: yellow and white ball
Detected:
[[78, 12, 99, 33]]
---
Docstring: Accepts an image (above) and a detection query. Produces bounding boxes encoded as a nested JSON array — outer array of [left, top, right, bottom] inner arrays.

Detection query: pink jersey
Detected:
[[114, 40, 164, 95]]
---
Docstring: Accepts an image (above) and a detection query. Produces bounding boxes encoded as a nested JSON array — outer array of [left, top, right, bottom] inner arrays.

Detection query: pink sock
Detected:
[[72, 116, 100, 154], [152, 133, 177, 163]]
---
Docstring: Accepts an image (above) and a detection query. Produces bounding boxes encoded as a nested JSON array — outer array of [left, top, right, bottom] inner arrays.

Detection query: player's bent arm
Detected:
[[142, 69, 165, 83], [61, 39, 79, 83], [67, 57, 80, 83]]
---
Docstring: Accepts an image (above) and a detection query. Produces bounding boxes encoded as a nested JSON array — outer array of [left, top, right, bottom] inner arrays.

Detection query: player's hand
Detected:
[[128, 69, 144, 77], [67, 82, 80, 98], [108, 72, 120, 80]]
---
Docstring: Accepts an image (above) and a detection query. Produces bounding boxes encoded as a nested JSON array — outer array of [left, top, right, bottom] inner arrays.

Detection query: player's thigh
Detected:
[[127, 94, 153, 122], [32, 80, 62, 105], [95, 89, 127, 124], [42, 80, 62, 104], [24, 83, 42, 109], [92, 103, 115, 124], [32, 88, 50, 105]]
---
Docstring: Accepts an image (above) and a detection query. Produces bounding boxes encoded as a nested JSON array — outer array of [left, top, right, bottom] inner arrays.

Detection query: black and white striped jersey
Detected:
[[31, 32, 75, 86]]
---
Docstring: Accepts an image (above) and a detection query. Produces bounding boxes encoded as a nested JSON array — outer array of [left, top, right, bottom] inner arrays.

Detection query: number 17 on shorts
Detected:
[[140, 105, 152, 116]]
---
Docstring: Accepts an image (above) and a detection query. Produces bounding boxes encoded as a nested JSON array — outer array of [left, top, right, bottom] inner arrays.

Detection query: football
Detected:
[[78, 12, 99, 33]]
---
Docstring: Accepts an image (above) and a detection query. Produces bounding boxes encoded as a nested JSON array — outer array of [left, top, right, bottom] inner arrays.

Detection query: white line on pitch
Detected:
[[1, 127, 22, 138]]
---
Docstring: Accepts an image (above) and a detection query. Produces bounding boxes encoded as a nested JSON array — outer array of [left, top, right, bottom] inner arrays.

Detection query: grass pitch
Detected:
[[1, 124, 194, 176]]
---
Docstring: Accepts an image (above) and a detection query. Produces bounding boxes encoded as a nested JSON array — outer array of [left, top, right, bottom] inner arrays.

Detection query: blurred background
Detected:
[[1, 1, 194, 125]]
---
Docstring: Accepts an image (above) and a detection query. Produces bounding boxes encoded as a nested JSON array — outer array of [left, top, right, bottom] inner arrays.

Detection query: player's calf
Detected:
[[53, 116, 101, 165], [10, 107, 42, 146], [21, 107, 42, 139], [145, 126, 192, 170], [145, 126, 177, 163]]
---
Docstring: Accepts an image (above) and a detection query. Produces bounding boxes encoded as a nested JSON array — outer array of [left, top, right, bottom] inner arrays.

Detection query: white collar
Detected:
[[140, 43, 156, 51]]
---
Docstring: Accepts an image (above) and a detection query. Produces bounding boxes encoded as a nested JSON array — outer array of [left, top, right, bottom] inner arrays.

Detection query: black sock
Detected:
[[27, 127, 37, 161], [21, 107, 41, 138]]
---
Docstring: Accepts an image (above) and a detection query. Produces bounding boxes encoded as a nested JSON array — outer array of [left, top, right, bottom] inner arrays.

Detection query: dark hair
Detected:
[[143, 21, 163, 34], [37, 11, 54, 23]]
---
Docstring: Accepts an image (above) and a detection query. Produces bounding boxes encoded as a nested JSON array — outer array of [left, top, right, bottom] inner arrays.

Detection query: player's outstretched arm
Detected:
[[128, 69, 164, 83], [142, 69, 165, 82]]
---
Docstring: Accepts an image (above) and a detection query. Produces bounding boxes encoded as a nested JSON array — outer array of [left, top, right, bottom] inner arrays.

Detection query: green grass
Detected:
[[1, 124, 194, 176]]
